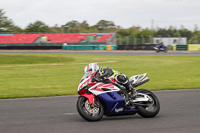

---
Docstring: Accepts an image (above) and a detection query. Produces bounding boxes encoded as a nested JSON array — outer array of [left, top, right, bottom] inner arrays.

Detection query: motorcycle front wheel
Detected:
[[77, 96, 104, 121], [136, 89, 160, 118]]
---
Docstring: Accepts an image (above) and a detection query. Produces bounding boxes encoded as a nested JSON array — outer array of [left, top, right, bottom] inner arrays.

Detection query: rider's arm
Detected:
[[99, 67, 114, 79]]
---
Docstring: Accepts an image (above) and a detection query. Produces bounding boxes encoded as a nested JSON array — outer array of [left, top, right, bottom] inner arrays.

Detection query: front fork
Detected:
[[79, 93, 95, 105]]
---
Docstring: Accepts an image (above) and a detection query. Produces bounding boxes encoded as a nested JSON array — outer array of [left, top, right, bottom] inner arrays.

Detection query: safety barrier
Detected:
[[0, 42, 106, 47], [175, 45, 188, 51], [188, 44, 200, 51], [117, 44, 156, 50], [173, 45, 176, 51], [106, 45, 118, 50], [62, 45, 118, 50], [173, 44, 200, 51]]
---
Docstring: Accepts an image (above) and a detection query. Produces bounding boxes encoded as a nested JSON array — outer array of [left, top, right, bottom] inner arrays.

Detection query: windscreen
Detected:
[[80, 71, 92, 83]]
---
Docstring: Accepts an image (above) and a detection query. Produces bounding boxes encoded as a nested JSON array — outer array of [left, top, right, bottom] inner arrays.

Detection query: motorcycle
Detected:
[[76, 70, 160, 121], [154, 44, 167, 53]]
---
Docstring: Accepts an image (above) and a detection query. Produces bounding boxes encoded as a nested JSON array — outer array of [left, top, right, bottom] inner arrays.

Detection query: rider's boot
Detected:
[[123, 82, 138, 108], [125, 88, 138, 109], [130, 89, 138, 99], [128, 85, 138, 100]]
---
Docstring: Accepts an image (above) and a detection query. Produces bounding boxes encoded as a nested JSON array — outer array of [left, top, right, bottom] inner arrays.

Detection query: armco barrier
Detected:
[[188, 44, 200, 51], [176, 45, 188, 50], [117, 44, 156, 50], [0, 42, 106, 47], [0, 42, 111, 50], [62, 45, 113, 50]]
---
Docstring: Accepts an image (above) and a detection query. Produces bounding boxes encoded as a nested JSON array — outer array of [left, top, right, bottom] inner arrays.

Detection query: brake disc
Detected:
[[84, 100, 99, 115]]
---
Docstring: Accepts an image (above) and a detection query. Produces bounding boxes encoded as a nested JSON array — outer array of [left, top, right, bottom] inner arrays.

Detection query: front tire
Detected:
[[77, 96, 104, 121], [136, 89, 160, 118]]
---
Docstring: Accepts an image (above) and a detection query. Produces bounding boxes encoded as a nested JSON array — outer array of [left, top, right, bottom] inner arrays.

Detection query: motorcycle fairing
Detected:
[[78, 76, 91, 91], [83, 83, 138, 115], [129, 73, 147, 85], [79, 93, 95, 105], [78, 72, 96, 92], [79, 83, 121, 105], [89, 83, 120, 96], [97, 92, 125, 115], [97, 92, 137, 115]]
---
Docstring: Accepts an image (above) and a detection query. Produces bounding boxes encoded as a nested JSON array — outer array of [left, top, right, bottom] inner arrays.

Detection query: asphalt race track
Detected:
[[0, 50, 200, 56], [0, 50, 200, 133], [0, 89, 200, 133]]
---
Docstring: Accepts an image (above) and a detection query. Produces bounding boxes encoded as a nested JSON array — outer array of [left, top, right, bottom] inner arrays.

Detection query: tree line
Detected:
[[0, 9, 200, 43]]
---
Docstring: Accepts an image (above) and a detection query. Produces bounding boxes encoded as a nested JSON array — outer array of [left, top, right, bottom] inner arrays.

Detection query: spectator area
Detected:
[[96, 34, 113, 42], [0, 33, 114, 44]]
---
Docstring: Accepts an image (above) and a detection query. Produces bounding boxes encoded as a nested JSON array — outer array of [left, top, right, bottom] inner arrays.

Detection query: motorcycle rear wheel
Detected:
[[136, 89, 160, 118], [77, 96, 104, 121]]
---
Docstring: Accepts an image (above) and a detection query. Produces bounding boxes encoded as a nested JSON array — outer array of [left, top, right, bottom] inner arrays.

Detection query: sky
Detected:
[[0, 0, 200, 30]]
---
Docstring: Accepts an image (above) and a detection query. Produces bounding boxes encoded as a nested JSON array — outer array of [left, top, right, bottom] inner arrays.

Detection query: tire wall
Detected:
[[117, 44, 156, 50], [0, 43, 163, 51]]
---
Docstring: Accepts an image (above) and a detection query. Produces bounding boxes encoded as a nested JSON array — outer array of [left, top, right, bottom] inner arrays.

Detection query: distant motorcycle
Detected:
[[76, 70, 160, 121], [154, 44, 167, 53]]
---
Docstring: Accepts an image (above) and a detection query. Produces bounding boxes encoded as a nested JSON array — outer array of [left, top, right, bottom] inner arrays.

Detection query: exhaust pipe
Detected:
[[135, 77, 149, 87]]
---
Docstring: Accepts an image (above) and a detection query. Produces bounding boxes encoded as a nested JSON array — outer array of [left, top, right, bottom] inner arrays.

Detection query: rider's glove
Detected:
[[95, 77, 102, 82], [92, 77, 103, 82]]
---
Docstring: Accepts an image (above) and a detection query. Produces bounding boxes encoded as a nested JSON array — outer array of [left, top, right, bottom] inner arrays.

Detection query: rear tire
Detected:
[[136, 89, 160, 118], [77, 96, 104, 121]]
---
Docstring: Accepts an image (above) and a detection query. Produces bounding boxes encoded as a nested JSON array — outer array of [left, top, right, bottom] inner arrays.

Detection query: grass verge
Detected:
[[0, 53, 199, 98]]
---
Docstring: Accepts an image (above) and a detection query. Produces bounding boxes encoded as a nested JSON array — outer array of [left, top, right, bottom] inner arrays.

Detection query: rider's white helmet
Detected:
[[84, 63, 99, 73]]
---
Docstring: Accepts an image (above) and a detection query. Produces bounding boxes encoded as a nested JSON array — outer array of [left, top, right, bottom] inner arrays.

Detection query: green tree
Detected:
[[78, 21, 89, 32], [136, 28, 154, 38], [193, 24, 198, 34], [96, 20, 115, 30], [172, 26, 192, 42], [117, 29, 130, 37], [0, 9, 22, 32], [117, 26, 141, 37], [88, 25, 99, 33], [155, 28, 176, 37], [62, 20, 80, 32], [51, 24, 64, 33], [25, 20, 51, 32], [188, 30, 200, 44]]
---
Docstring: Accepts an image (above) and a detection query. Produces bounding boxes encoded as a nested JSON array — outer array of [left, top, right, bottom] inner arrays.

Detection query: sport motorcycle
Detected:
[[76, 70, 160, 121], [154, 44, 167, 53]]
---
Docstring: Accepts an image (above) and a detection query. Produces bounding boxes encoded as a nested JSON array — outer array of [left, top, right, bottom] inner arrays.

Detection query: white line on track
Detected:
[[64, 113, 78, 115]]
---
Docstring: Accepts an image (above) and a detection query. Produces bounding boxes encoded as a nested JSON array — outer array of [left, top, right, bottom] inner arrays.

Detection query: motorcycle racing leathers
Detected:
[[98, 67, 137, 99]]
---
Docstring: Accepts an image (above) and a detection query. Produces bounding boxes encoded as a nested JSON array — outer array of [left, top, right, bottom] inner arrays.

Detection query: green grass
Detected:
[[0, 54, 74, 64], [0, 53, 199, 99]]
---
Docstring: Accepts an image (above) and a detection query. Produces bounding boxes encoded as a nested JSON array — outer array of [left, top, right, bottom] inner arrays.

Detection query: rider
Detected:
[[159, 42, 165, 50], [84, 63, 137, 99]]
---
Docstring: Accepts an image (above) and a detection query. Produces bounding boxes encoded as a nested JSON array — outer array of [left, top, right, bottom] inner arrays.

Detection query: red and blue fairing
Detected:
[[78, 72, 137, 116], [97, 91, 137, 116]]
